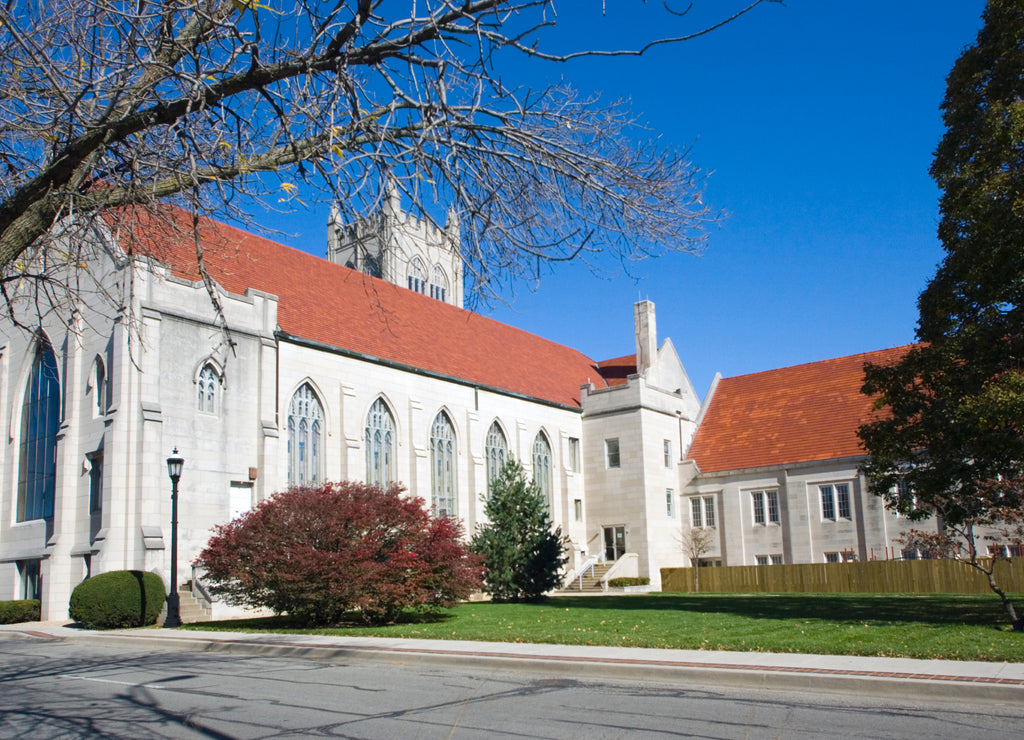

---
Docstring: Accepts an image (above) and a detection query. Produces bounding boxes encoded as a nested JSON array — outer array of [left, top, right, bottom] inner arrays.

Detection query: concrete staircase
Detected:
[[559, 563, 613, 593], [171, 583, 211, 624]]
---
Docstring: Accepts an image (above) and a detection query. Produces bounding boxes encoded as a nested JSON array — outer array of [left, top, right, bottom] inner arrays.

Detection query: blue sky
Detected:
[[268, 1, 988, 397]]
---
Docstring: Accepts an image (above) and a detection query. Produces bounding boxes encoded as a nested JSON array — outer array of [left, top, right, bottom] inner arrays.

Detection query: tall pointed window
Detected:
[[430, 265, 448, 302], [430, 411, 457, 517], [407, 257, 426, 294], [287, 383, 324, 486], [18, 338, 60, 522], [365, 398, 396, 486], [532, 431, 553, 511], [91, 357, 106, 418], [197, 363, 221, 415], [485, 422, 507, 489]]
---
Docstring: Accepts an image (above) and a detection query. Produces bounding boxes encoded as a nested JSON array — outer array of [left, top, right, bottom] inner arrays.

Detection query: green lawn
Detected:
[[184, 593, 1024, 662]]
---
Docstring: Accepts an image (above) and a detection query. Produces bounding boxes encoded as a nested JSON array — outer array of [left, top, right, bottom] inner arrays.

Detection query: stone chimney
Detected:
[[634, 300, 657, 376]]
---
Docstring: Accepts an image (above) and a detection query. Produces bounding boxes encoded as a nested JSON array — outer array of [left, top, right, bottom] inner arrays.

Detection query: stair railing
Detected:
[[563, 554, 599, 590], [190, 565, 214, 614]]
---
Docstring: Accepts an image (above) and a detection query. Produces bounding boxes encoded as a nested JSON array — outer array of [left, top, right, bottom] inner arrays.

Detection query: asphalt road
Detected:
[[1, 636, 1021, 739]]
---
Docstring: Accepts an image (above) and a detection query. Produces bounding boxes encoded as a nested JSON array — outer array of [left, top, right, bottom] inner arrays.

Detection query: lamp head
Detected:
[[166, 448, 184, 481]]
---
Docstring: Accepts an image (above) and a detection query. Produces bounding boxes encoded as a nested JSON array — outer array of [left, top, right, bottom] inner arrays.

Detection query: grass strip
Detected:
[[184, 592, 1024, 662]]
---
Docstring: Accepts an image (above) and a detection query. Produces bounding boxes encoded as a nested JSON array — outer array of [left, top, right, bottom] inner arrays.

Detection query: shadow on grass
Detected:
[[186, 610, 455, 632], [538, 593, 1017, 627]]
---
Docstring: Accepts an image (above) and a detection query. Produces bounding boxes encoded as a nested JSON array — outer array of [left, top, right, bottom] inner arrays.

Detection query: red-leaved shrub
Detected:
[[194, 481, 482, 625]]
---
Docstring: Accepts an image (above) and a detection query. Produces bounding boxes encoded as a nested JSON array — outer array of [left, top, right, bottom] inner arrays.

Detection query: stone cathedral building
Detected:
[[1, 195, 933, 620]]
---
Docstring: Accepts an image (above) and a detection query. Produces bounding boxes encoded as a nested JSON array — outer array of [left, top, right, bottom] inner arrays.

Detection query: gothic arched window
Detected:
[[287, 383, 324, 486], [197, 363, 221, 415], [430, 411, 457, 517], [533, 431, 553, 512], [429, 265, 448, 302], [18, 338, 60, 522], [407, 257, 426, 294], [485, 422, 507, 489], [365, 398, 396, 486]]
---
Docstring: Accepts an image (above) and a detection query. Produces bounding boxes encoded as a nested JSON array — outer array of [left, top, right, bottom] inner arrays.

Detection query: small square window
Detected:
[[605, 438, 620, 469]]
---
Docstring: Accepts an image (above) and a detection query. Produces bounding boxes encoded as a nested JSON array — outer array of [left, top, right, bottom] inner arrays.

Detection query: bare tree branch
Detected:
[[0, 0, 780, 320]]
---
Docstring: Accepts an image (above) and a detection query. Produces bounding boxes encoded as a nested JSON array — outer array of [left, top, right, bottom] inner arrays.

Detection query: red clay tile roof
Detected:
[[686, 346, 913, 473], [596, 354, 637, 387], [107, 206, 606, 408]]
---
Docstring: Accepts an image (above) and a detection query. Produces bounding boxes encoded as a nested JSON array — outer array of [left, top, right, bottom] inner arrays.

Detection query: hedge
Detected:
[[0, 600, 40, 624], [607, 577, 650, 588], [69, 570, 166, 629]]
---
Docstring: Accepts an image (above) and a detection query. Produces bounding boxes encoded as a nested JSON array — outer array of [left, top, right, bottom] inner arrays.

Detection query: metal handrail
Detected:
[[190, 565, 214, 612], [564, 554, 599, 590]]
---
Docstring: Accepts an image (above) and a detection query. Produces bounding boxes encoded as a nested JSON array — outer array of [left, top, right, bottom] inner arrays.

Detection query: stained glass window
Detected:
[[365, 398, 396, 486], [287, 383, 324, 486], [430, 411, 456, 517]]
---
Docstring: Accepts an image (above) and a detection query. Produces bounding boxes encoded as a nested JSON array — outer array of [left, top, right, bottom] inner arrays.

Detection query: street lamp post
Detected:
[[164, 448, 184, 628]]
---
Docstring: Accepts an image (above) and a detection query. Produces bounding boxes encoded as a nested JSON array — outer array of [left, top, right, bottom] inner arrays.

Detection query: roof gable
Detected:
[[109, 206, 605, 408], [686, 346, 913, 473]]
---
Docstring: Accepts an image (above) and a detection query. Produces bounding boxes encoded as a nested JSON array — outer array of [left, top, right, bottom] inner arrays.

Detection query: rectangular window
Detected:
[[824, 552, 842, 564], [18, 560, 41, 600], [690, 497, 703, 528], [664, 439, 672, 468], [820, 486, 835, 520], [751, 490, 780, 525], [902, 548, 921, 561], [691, 496, 715, 528], [666, 489, 674, 517], [755, 555, 769, 566], [836, 483, 851, 519], [574, 498, 583, 522], [820, 483, 852, 521], [703, 496, 716, 528], [568, 437, 581, 473], [605, 438, 620, 469], [771, 554, 784, 565]]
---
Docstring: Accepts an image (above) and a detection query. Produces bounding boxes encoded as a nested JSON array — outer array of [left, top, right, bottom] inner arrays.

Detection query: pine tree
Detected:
[[859, 1, 1024, 629], [471, 459, 567, 602]]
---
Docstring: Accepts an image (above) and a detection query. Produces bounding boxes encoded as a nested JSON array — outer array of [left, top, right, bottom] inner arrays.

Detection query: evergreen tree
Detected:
[[859, 1, 1024, 629], [471, 459, 567, 602]]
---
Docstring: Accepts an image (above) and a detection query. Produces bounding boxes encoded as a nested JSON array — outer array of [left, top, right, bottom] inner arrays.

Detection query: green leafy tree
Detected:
[[471, 459, 567, 602], [858, 0, 1024, 630]]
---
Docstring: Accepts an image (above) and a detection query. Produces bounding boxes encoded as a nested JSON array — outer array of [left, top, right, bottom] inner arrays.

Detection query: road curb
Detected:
[[25, 628, 1024, 705]]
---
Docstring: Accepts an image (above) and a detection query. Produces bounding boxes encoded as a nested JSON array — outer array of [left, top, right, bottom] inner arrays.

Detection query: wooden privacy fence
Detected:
[[660, 558, 1024, 594]]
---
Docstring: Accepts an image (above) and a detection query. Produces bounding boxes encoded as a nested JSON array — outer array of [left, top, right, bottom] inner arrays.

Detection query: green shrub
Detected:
[[0, 600, 40, 624], [608, 577, 650, 588], [69, 570, 166, 629]]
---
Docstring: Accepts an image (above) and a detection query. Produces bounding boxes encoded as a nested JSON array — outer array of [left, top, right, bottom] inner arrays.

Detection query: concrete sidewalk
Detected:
[[3, 621, 1023, 704]]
